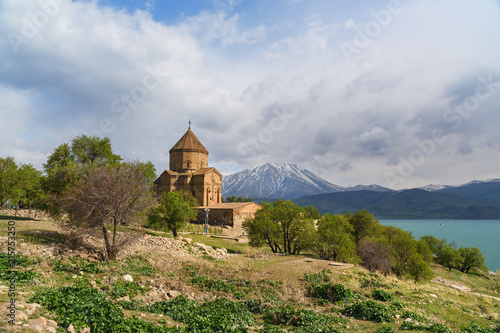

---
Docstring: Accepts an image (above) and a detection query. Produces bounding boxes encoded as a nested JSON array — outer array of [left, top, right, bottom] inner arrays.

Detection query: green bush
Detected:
[[401, 311, 428, 323], [376, 326, 395, 333], [53, 257, 104, 274], [342, 300, 394, 323], [0, 252, 39, 282], [307, 282, 357, 303], [459, 323, 497, 333], [30, 284, 180, 332], [400, 321, 429, 331], [143, 295, 255, 332], [429, 324, 454, 333], [303, 269, 332, 284], [372, 289, 394, 302], [264, 305, 347, 331]]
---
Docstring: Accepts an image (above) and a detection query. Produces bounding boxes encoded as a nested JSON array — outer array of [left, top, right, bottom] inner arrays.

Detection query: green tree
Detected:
[[314, 214, 358, 263], [0, 156, 20, 207], [458, 247, 487, 274], [43, 135, 123, 196], [408, 253, 434, 282], [148, 192, 197, 238], [243, 200, 316, 254], [420, 235, 447, 255], [436, 245, 463, 271], [58, 161, 155, 260], [415, 239, 434, 263], [348, 209, 381, 245]]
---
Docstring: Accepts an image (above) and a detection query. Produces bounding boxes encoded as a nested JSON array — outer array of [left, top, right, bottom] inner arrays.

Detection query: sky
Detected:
[[1, 0, 500, 190]]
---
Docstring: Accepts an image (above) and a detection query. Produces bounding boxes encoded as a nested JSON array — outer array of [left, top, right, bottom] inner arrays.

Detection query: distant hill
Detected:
[[293, 189, 500, 219], [436, 179, 500, 203], [222, 163, 344, 199]]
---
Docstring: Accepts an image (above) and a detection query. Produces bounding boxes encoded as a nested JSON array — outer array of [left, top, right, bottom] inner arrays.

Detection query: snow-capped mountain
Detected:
[[419, 179, 500, 191], [222, 163, 345, 199], [345, 184, 393, 192]]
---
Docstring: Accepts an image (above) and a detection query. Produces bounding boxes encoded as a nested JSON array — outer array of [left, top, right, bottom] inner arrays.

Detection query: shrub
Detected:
[[372, 289, 394, 302], [30, 284, 179, 332], [400, 321, 429, 331], [303, 269, 332, 284], [0, 252, 39, 283], [459, 323, 497, 333], [376, 327, 396, 333], [143, 295, 255, 331], [307, 282, 357, 303], [401, 311, 428, 323], [264, 305, 347, 330], [342, 300, 394, 323], [357, 239, 392, 274], [429, 324, 454, 333]]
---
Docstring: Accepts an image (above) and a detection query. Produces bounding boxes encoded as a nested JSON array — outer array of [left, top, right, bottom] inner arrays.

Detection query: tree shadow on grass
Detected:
[[0, 214, 36, 221], [18, 229, 102, 255]]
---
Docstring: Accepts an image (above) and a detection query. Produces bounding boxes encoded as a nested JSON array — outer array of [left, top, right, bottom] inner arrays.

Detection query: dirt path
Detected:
[[433, 276, 500, 302]]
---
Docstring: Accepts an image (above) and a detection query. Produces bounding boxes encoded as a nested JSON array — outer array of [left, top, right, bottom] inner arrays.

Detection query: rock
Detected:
[[429, 293, 438, 298], [67, 324, 76, 333], [168, 290, 181, 298], [29, 317, 47, 326], [329, 262, 343, 266], [46, 318, 58, 328], [47, 327, 57, 333], [123, 274, 133, 282], [34, 325, 44, 332], [79, 327, 91, 333], [181, 238, 192, 244], [17, 311, 28, 321]]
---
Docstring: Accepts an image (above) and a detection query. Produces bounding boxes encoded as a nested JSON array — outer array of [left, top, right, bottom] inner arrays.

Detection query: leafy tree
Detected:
[[244, 200, 316, 254], [224, 195, 252, 203], [415, 239, 433, 263], [243, 202, 282, 252], [386, 227, 416, 276], [348, 209, 381, 244], [43, 135, 123, 196], [147, 192, 197, 238], [436, 245, 463, 271], [458, 247, 487, 274], [408, 253, 434, 282], [58, 161, 155, 260], [314, 214, 358, 263], [420, 235, 447, 255], [0, 156, 20, 207]]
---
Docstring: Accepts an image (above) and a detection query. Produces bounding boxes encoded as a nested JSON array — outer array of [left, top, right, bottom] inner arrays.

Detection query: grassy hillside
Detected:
[[1, 213, 499, 332]]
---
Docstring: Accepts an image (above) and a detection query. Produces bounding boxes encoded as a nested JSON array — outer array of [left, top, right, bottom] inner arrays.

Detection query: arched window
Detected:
[[186, 161, 190, 169], [200, 162, 203, 168]]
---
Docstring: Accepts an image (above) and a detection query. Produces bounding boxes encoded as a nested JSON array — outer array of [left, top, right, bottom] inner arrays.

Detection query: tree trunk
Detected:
[[102, 226, 117, 261]]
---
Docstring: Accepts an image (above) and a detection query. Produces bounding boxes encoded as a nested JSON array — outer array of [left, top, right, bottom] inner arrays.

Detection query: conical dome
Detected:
[[169, 128, 209, 155]]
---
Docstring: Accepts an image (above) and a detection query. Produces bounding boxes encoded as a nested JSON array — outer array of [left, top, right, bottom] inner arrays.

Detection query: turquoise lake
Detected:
[[379, 220, 500, 272]]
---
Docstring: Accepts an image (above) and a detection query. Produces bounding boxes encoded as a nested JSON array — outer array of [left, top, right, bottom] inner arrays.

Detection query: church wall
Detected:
[[169, 151, 208, 172]]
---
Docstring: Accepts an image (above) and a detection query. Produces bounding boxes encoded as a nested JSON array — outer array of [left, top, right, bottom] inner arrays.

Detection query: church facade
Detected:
[[154, 126, 222, 206]]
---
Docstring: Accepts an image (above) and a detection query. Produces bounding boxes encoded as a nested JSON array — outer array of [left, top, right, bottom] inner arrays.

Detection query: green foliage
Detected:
[[348, 209, 381, 244], [143, 295, 255, 332], [53, 257, 104, 274], [225, 195, 252, 203], [102, 280, 149, 299], [314, 214, 358, 262], [30, 284, 179, 333], [264, 305, 347, 330], [244, 200, 316, 254], [371, 289, 394, 302], [458, 247, 487, 274], [191, 275, 237, 293], [307, 282, 357, 303], [400, 321, 430, 331], [148, 192, 197, 238], [0, 252, 39, 282], [420, 235, 447, 255], [376, 326, 396, 333], [436, 245, 463, 271], [303, 269, 332, 284], [342, 300, 394, 323], [401, 311, 428, 323], [408, 253, 434, 282], [459, 323, 498, 333]]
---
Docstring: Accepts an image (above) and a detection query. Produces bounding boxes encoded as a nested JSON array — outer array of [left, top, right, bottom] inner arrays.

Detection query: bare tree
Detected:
[[58, 161, 155, 260], [357, 238, 392, 275]]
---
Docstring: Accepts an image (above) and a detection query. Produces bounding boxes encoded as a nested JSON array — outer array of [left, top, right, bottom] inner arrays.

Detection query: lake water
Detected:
[[379, 220, 500, 272]]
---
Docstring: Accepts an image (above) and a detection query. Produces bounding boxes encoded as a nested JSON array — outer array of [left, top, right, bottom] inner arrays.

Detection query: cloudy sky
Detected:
[[1, 0, 499, 189]]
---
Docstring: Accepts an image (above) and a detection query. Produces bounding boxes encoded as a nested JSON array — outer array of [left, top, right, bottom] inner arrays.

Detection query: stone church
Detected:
[[154, 124, 261, 235], [154, 125, 223, 206]]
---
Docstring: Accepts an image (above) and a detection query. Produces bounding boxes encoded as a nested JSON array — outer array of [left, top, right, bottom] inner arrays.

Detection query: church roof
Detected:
[[169, 128, 209, 155], [193, 167, 222, 178]]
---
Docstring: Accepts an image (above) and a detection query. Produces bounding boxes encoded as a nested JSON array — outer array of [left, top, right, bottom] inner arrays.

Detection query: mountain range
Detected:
[[222, 163, 500, 219]]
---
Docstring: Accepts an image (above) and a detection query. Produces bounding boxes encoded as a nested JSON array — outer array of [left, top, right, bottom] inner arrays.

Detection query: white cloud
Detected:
[[0, 0, 499, 189]]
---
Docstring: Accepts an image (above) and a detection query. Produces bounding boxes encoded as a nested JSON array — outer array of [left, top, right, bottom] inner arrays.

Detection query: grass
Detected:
[[0, 213, 499, 333]]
